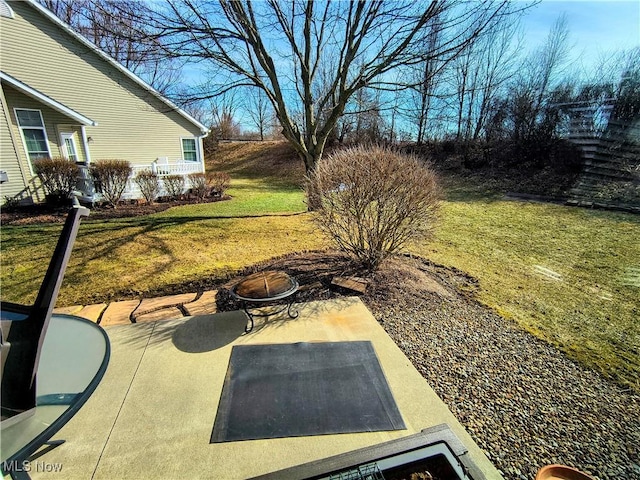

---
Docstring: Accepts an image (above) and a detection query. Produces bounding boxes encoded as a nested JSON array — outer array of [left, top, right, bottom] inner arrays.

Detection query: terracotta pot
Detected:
[[535, 464, 595, 480]]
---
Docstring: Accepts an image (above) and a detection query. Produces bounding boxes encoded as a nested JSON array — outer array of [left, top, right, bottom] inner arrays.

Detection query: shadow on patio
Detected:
[[31, 298, 502, 480]]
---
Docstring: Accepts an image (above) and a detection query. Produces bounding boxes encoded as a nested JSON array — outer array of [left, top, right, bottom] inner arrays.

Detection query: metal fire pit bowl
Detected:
[[230, 271, 299, 333]]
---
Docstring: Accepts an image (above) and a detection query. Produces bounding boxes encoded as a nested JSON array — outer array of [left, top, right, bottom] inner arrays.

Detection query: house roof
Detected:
[[24, 0, 209, 135], [1, 71, 98, 126]]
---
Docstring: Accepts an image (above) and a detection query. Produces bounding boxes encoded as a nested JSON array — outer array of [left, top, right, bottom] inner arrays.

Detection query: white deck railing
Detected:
[[76, 160, 203, 202], [124, 161, 202, 199]]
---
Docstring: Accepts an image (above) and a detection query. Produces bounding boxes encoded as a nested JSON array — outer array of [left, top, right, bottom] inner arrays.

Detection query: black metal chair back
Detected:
[[1, 205, 89, 421]]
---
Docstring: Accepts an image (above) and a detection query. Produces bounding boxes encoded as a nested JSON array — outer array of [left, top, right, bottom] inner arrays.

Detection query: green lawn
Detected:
[[417, 193, 639, 390], [0, 177, 324, 306], [1, 145, 638, 389]]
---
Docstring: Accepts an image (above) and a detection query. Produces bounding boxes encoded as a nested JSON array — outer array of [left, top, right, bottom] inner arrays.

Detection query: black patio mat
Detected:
[[211, 341, 406, 443]]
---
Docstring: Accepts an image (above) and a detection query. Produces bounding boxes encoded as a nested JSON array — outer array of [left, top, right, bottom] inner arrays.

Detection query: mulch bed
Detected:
[[1, 195, 230, 226]]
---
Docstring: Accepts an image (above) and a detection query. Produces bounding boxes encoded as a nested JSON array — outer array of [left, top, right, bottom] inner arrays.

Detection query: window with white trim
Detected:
[[181, 138, 198, 162], [15, 109, 51, 163]]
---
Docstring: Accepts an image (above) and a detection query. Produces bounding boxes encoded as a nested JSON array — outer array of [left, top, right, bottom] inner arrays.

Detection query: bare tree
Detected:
[[444, 12, 521, 141], [387, 83, 401, 144], [245, 88, 272, 141], [141, 0, 513, 183], [609, 49, 640, 124], [180, 100, 208, 126], [207, 91, 242, 141], [40, 0, 76, 23], [604, 49, 640, 172], [508, 14, 571, 142], [349, 86, 385, 143], [414, 13, 445, 145], [453, 47, 476, 140], [477, 25, 522, 140], [397, 5, 521, 144]]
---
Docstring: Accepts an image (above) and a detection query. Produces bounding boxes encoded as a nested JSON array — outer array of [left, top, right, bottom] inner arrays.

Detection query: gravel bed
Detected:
[[369, 289, 640, 480]]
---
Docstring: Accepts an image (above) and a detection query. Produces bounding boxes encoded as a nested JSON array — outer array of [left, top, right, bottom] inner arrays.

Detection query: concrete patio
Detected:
[[32, 297, 502, 479]]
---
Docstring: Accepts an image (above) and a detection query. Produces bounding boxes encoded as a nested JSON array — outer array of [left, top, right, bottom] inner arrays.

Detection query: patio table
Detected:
[[1, 314, 110, 479], [230, 271, 299, 333]]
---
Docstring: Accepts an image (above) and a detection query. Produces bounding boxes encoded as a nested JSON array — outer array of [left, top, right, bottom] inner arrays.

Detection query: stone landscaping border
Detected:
[[53, 290, 218, 326]]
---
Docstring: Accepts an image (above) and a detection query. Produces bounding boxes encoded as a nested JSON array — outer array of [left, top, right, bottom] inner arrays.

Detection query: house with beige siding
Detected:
[[0, 0, 209, 204]]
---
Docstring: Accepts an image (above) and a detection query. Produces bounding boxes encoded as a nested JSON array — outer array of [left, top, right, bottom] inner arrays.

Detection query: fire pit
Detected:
[[230, 270, 299, 333]]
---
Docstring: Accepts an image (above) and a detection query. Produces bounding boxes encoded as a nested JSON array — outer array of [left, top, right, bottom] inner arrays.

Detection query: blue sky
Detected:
[[182, 1, 640, 129], [520, 1, 640, 69]]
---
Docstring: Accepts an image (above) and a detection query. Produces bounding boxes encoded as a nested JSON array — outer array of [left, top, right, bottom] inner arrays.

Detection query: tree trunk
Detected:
[[300, 148, 323, 211]]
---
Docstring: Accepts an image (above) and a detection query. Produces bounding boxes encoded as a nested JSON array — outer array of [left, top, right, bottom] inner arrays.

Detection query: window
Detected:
[[181, 138, 198, 162], [15, 109, 51, 164]]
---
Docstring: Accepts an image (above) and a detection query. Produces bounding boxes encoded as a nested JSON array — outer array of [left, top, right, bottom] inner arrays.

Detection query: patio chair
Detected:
[[1, 203, 89, 424]]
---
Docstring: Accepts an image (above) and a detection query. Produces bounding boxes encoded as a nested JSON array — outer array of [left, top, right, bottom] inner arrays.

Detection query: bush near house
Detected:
[[208, 172, 231, 197], [188, 172, 232, 201], [134, 170, 160, 204], [188, 172, 208, 201], [33, 157, 80, 207], [163, 175, 186, 199], [308, 145, 441, 270], [89, 159, 132, 208], [2, 195, 21, 211]]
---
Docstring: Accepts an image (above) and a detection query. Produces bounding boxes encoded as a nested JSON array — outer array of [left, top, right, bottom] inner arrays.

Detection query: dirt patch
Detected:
[[121, 250, 477, 312], [204, 250, 473, 313]]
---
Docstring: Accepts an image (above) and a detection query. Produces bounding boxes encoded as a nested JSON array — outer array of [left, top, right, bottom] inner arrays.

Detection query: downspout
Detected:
[[198, 133, 208, 173], [80, 125, 92, 165], [80, 125, 95, 202]]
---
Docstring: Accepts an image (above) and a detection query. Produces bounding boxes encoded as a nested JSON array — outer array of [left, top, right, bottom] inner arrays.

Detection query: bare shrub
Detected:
[[188, 173, 209, 201], [3, 195, 21, 211], [187, 172, 230, 200], [208, 172, 231, 197], [307, 145, 440, 270], [594, 180, 640, 205], [134, 170, 160, 204], [33, 157, 80, 206], [163, 174, 186, 199], [89, 159, 132, 208]]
